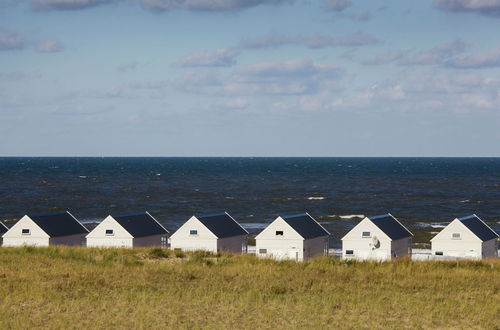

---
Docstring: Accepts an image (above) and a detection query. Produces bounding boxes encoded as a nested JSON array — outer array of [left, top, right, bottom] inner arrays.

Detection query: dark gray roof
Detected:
[[28, 211, 88, 237], [281, 213, 330, 239], [196, 212, 248, 238], [458, 215, 499, 241], [369, 214, 413, 240], [0, 221, 8, 234], [112, 212, 169, 238]]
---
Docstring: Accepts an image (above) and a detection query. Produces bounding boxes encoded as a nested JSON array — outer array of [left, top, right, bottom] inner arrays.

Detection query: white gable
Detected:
[[431, 219, 482, 242], [2, 215, 50, 238], [2, 215, 50, 247], [170, 216, 218, 240], [255, 217, 304, 240], [341, 217, 391, 242], [86, 215, 134, 239]]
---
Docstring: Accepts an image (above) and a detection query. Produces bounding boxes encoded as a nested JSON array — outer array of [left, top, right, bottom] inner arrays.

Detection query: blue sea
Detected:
[[1, 157, 499, 245]]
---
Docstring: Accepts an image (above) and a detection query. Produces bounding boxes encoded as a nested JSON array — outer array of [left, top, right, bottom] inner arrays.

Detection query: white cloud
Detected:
[[361, 51, 406, 65], [434, 0, 500, 17], [402, 39, 465, 65], [32, 0, 113, 10], [177, 48, 239, 67], [350, 71, 500, 113], [36, 39, 64, 53], [446, 47, 500, 68], [177, 58, 344, 97], [241, 32, 378, 49], [323, 0, 351, 12], [116, 62, 140, 72], [0, 28, 24, 51], [140, 0, 290, 12]]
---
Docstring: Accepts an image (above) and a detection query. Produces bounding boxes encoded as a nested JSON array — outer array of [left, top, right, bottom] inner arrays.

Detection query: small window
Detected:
[[435, 251, 443, 256], [22, 229, 30, 235], [345, 250, 354, 255], [259, 249, 267, 254], [452, 233, 461, 239], [275, 231, 284, 236], [105, 229, 114, 235], [189, 230, 198, 235], [362, 231, 371, 237]]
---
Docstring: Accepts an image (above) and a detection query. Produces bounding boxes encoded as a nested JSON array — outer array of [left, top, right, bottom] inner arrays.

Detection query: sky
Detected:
[[1, 0, 500, 156]]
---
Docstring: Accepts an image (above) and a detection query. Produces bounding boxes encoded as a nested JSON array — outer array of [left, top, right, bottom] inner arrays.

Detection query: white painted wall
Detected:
[[341, 218, 411, 261], [255, 217, 328, 261], [2, 216, 50, 247], [431, 219, 484, 259], [86, 216, 134, 248], [217, 235, 247, 253], [255, 217, 305, 261], [170, 216, 218, 252]]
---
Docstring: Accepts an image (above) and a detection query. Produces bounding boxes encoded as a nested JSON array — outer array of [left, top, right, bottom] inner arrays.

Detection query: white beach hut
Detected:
[[255, 213, 330, 261], [431, 214, 498, 259], [0, 222, 8, 246], [169, 212, 248, 253], [2, 211, 88, 247], [341, 213, 413, 261], [86, 212, 169, 248]]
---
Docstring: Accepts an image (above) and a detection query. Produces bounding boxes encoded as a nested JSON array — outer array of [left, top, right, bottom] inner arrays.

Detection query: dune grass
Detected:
[[0, 246, 498, 329]]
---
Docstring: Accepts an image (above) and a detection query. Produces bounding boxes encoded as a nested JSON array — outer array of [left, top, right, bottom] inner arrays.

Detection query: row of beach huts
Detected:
[[0, 211, 498, 261]]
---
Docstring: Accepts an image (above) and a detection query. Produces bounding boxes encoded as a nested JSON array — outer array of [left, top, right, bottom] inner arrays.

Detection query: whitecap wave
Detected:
[[339, 214, 364, 219], [416, 222, 448, 229], [307, 197, 325, 200]]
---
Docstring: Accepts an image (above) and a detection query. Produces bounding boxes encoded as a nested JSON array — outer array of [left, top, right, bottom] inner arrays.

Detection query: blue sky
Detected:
[[1, 0, 500, 156]]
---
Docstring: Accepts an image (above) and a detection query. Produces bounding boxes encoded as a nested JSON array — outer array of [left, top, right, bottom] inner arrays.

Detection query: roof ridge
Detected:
[[282, 212, 309, 219], [457, 214, 477, 221], [112, 211, 149, 218], [368, 213, 391, 220], [197, 212, 228, 218]]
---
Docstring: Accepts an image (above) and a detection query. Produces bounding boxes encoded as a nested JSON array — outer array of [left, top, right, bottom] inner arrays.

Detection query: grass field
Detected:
[[0, 247, 498, 329]]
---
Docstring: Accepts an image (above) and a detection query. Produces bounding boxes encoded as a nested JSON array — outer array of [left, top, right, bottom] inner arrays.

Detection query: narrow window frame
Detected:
[[189, 229, 198, 236], [105, 229, 114, 236], [275, 230, 284, 236], [345, 250, 354, 255], [362, 231, 371, 238], [21, 228, 30, 235]]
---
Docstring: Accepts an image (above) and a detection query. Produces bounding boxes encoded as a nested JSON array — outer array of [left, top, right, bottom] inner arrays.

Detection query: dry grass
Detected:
[[0, 246, 499, 329]]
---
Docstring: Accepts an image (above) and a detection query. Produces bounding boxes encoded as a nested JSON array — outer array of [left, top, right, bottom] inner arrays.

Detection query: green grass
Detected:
[[0, 246, 498, 329]]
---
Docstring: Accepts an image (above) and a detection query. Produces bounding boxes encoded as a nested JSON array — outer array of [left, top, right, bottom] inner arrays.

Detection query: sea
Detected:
[[1, 157, 499, 247]]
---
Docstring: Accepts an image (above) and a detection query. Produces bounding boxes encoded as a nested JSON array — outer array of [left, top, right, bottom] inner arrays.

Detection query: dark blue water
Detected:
[[1, 157, 499, 243]]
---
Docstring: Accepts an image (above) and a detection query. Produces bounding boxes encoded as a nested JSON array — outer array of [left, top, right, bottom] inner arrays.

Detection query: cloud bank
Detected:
[[447, 47, 500, 68], [177, 48, 239, 67], [323, 0, 351, 12], [32, 0, 114, 10], [434, 0, 500, 17], [0, 28, 25, 50], [402, 39, 466, 65], [241, 32, 378, 49], [140, 0, 290, 12], [36, 39, 64, 53]]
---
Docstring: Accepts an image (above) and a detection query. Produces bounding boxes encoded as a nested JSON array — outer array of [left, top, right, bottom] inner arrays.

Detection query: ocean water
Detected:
[[1, 157, 499, 244]]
